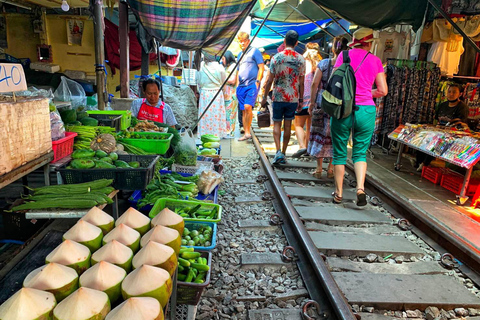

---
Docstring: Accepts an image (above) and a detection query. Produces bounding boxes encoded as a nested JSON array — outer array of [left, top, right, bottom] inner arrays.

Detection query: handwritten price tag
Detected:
[[0, 63, 27, 93]]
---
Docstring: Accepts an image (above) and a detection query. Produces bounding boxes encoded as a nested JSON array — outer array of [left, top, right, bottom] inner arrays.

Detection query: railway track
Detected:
[[242, 125, 480, 320]]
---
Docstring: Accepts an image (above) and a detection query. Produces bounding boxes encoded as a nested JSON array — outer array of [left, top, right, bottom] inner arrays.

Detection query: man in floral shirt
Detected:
[[260, 30, 305, 164]]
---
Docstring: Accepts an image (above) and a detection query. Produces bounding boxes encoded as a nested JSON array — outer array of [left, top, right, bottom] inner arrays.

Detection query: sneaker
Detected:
[[417, 163, 424, 172], [292, 148, 307, 158], [279, 153, 287, 164], [273, 151, 285, 165]]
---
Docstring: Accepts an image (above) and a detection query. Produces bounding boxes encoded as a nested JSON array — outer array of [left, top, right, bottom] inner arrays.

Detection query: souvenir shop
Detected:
[[372, 1, 480, 206]]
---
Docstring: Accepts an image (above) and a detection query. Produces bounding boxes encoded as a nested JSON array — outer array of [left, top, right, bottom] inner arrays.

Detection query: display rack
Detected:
[[389, 127, 480, 205]]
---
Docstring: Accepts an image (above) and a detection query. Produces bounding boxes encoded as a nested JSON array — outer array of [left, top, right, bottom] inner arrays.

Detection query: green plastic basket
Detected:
[[87, 110, 132, 130], [118, 132, 173, 155], [149, 198, 221, 223]]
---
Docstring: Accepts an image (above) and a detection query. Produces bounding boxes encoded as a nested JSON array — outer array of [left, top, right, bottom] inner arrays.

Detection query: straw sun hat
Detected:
[[347, 28, 378, 47]]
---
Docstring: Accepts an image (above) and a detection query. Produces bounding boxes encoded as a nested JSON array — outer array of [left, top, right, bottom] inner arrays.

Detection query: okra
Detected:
[[187, 204, 201, 215]]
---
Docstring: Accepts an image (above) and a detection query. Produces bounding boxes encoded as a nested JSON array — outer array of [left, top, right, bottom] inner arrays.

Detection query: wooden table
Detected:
[[0, 152, 53, 189]]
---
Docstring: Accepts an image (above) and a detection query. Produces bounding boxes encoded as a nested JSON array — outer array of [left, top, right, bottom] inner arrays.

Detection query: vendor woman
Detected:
[[413, 84, 468, 171], [130, 79, 178, 127]]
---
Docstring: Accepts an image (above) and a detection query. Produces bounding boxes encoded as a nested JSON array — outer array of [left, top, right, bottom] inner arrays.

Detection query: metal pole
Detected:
[[119, 0, 130, 98], [307, 0, 352, 38], [192, 0, 280, 130], [285, 2, 336, 38], [93, 0, 106, 109], [427, 0, 480, 54]]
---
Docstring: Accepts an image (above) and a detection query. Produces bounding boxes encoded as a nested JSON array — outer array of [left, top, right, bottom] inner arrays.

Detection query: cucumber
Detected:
[[114, 160, 131, 168], [95, 150, 108, 158]]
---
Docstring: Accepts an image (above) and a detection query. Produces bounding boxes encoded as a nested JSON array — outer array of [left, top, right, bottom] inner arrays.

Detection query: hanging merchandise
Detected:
[[373, 27, 413, 63], [376, 59, 441, 137], [428, 41, 464, 76]]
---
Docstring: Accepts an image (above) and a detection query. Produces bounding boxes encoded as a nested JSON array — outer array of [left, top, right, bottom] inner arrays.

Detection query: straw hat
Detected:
[[347, 28, 378, 47]]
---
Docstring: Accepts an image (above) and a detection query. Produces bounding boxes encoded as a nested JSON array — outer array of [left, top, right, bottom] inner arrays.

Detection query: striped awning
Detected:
[[127, 0, 256, 55]]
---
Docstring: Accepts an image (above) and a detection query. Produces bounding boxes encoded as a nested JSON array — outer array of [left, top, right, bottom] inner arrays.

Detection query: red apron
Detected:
[[137, 99, 164, 122]]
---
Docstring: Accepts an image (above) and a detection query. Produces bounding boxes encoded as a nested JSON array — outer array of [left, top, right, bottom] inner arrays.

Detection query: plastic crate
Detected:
[[1, 204, 47, 241], [51, 132, 77, 163], [467, 179, 480, 197], [58, 155, 159, 190], [176, 250, 211, 305], [172, 161, 214, 175], [87, 110, 132, 130], [118, 132, 173, 155], [149, 198, 221, 223], [421, 166, 449, 185], [88, 114, 123, 131], [440, 172, 464, 195], [182, 221, 217, 251]]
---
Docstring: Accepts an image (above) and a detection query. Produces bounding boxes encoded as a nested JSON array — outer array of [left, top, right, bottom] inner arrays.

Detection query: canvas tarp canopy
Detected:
[[253, 0, 429, 31], [126, 0, 255, 55]]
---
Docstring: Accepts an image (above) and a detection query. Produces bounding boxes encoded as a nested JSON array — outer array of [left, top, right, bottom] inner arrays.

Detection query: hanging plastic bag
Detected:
[[197, 170, 224, 195], [50, 105, 66, 141], [54, 76, 87, 109], [174, 129, 197, 166]]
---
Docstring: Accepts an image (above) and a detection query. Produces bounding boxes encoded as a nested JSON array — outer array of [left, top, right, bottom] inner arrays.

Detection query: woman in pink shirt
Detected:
[[331, 28, 388, 206]]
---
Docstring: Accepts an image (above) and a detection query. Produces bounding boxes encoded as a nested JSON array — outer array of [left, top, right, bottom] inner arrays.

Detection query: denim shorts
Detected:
[[272, 102, 298, 121]]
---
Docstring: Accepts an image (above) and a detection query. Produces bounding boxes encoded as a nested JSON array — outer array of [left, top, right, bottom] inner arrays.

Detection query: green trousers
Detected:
[[330, 105, 376, 165]]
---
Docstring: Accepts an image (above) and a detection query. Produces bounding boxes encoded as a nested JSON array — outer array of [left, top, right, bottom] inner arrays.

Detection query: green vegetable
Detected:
[[180, 247, 194, 254], [101, 157, 113, 164], [60, 109, 77, 124], [72, 149, 95, 159], [190, 262, 209, 272], [93, 160, 116, 169], [200, 148, 217, 156], [11, 199, 98, 211], [26, 193, 107, 204], [108, 152, 119, 161], [178, 258, 191, 267], [128, 161, 140, 168], [177, 274, 187, 281], [79, 117, 99, 126], [181, 252, 200, 259], [203, 142, 220, 149], [194, 272, 206, 283], [201, 134, 220, 143], [114, 160, 131, 168], [32, 179, 113, 194], [70, 159, 95, 169], [76, 111, 88, 120], [95, 150, 108, 158], [184, 269, 195, 283]]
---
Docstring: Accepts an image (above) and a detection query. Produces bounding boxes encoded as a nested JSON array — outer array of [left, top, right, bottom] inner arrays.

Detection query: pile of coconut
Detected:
[[0, 207, 185, 320]]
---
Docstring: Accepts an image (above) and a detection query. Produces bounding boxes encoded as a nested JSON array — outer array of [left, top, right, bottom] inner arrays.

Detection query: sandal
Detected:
[[332, 192, 342, 204], [327, 169, 334, 179], [356, 189, 367, 207], [313, 171, 322, 179], [238, 135, 252, 141]]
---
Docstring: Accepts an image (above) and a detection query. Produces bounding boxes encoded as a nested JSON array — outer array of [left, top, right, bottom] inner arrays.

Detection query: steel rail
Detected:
[[251, 131, 356, 320]]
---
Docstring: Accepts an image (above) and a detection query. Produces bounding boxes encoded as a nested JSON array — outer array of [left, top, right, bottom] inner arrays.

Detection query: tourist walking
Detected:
[[236, 31, 265, 141], [260, 30, 306, 165], [330, 28, 388, 206], [308, 37, 348, 178], [292, 42, 322, 158], [197, 53, 227, 138], [222, 50, 238, 136]]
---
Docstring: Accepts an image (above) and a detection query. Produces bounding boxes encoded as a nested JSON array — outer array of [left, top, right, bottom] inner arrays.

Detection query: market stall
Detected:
[[389, 124, 480, 205]]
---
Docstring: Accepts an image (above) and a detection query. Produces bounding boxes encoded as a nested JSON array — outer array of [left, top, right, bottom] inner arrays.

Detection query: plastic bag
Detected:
[[54, 76, 87, 109], [197, 170, 224, 194], [174, 129, 197, 166], [50, 107, 66, 141]]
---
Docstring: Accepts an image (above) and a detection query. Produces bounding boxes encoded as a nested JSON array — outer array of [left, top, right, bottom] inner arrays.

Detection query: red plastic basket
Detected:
[[51, 132, 77, 163], [440, 172, 464, 195], [467, 179, 480, 197], [421, 166, 449, 185]]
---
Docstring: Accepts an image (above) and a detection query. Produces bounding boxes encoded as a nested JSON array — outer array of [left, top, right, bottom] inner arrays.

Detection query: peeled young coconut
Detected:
[[140, 225, 181, 255], [63, 220, 103, 253], [91, 240, 134, 272], [80, 207, 115, 235], [23, 263, 78, 302], [121, 265, 172, 308], [46, 240, 91, 275], [116, 208, 151, 236], [132, 241, 177, 276], [53, 287, 110, 320], [0, 287, 56, 320], [105, 297, 164, 320], [102, 223, 141, 253], [79, 261, 127, 303], [150, 208, 184, 235]]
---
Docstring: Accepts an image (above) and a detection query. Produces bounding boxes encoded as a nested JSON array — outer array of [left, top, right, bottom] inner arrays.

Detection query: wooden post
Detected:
[[139, 49, 149, 98], [119, 0, 130, 98], [93, 0, 106, 110]]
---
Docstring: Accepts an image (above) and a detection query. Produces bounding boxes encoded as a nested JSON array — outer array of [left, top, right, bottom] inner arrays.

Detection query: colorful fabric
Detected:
[[126, 0, 255, 55], [198, 88, 227, 138], [224, 81, 238, 134], [237, 47, 264, 87], [334, 48, 384, 106], [302, 71, 315, 109], [270, 48, 306, 103]]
